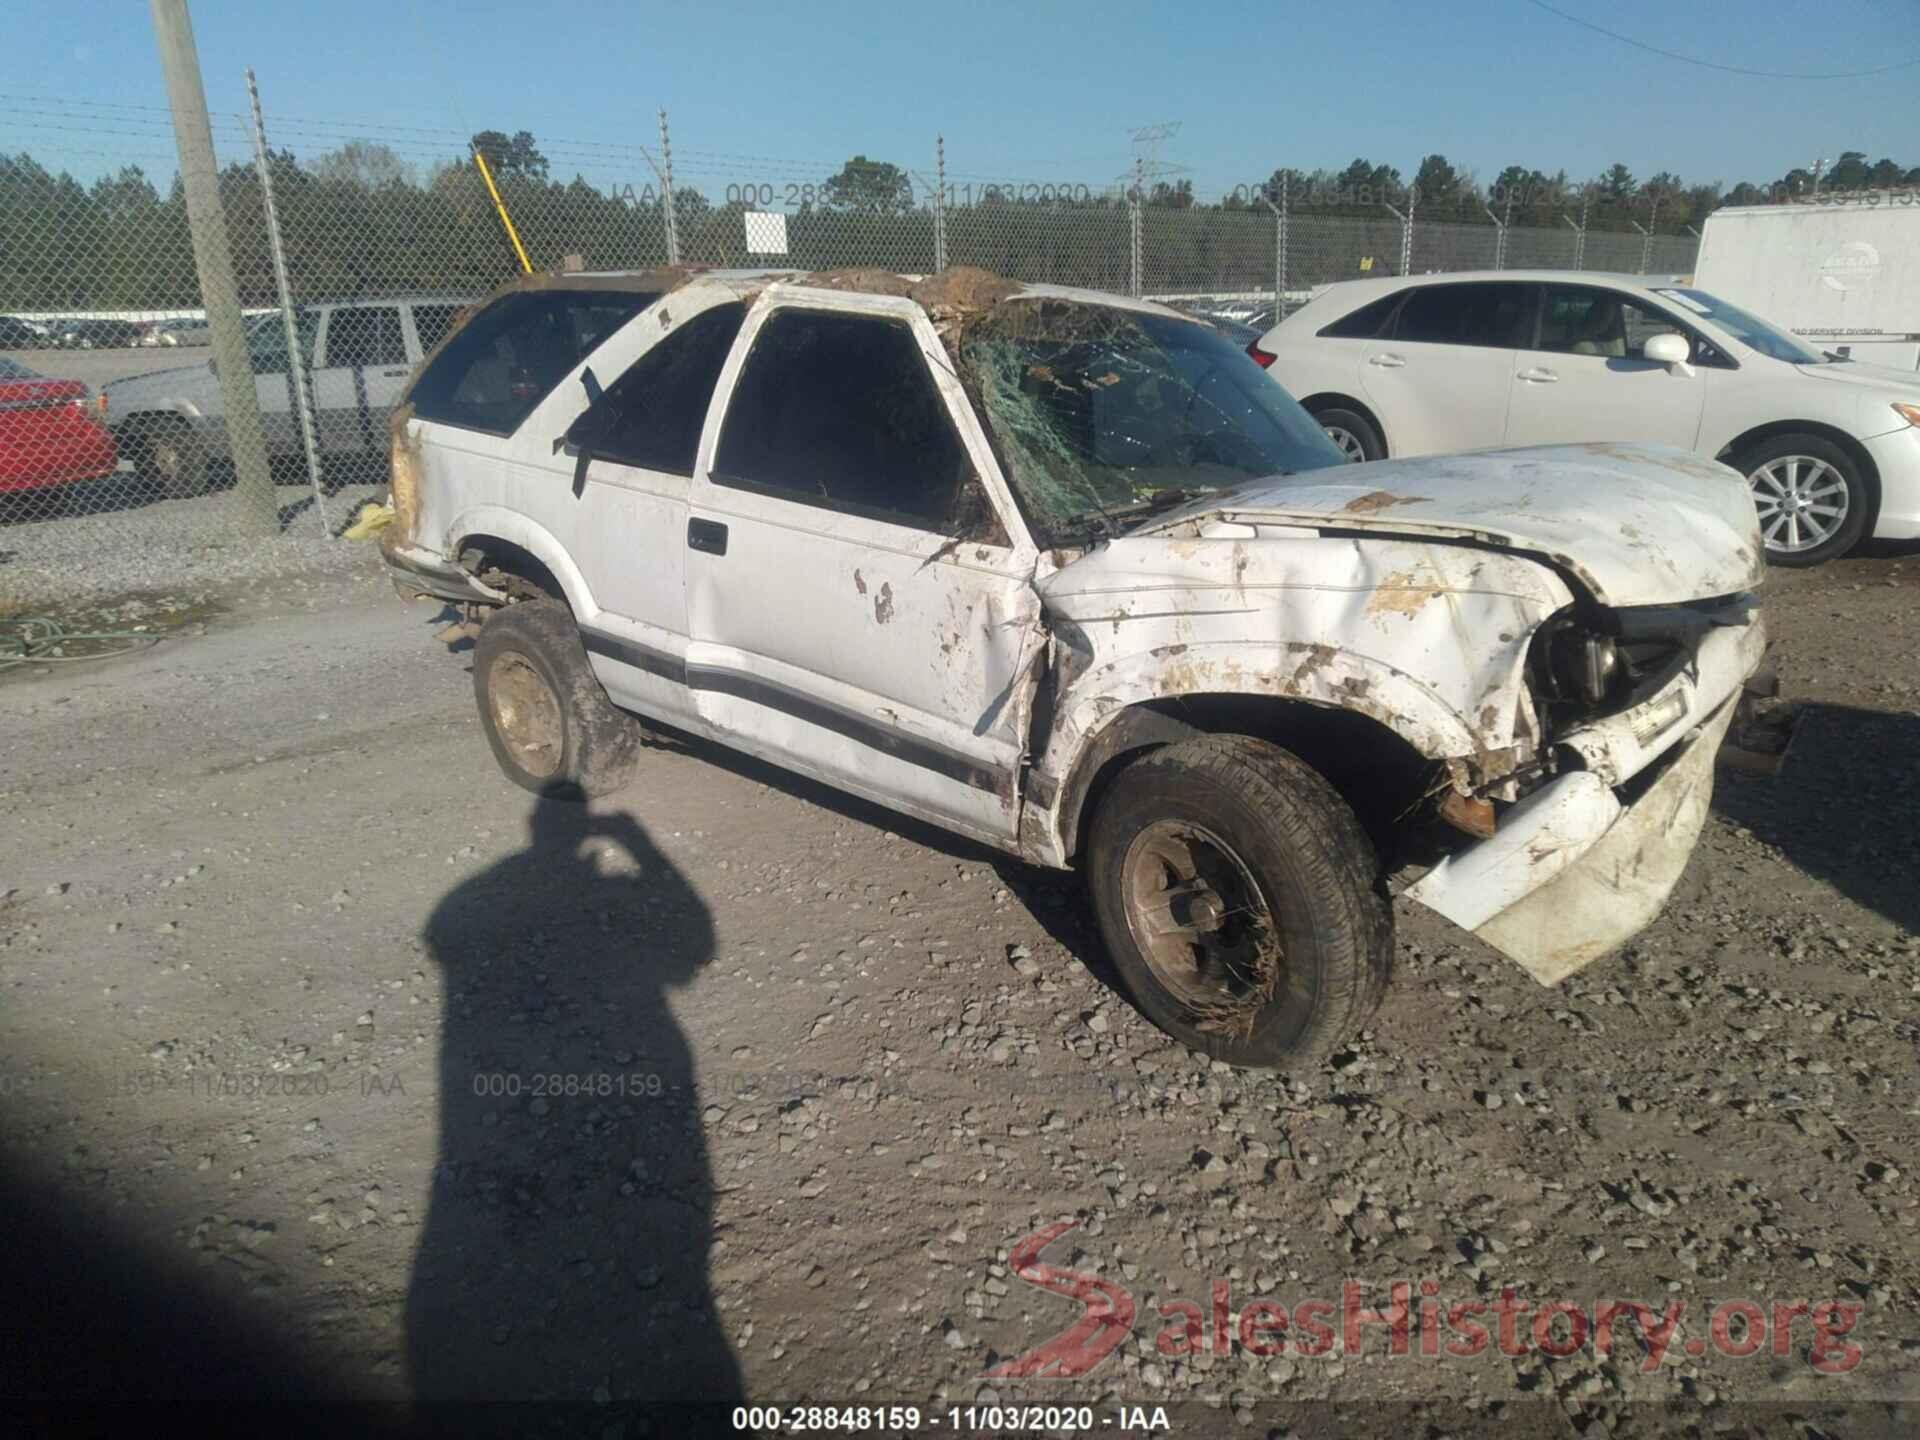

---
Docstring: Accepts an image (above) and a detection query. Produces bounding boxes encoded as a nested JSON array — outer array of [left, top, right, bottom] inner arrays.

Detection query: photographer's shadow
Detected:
[[406, 799, 740, 1407]]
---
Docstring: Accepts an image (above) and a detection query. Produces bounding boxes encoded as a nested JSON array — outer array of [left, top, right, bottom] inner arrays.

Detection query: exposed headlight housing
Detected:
[[1550, 630, 1620, 707]]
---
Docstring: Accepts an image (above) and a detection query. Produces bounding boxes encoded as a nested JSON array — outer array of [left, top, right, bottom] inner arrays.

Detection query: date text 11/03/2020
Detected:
[[729, 1406, 1171, 1433]]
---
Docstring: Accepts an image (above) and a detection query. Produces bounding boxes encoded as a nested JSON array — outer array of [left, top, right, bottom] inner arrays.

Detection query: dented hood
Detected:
[[1155, 443, 1765, 607]]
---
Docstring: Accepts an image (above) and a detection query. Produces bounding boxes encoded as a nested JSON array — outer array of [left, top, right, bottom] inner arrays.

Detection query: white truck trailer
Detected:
[[1695, 199, 1920, 371]]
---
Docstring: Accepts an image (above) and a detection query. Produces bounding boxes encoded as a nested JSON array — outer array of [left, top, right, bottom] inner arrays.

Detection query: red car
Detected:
[[0, 357, 118, 495]]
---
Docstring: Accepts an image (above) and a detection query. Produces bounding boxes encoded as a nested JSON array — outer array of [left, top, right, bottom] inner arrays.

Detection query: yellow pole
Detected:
[[473, 148, 532, 274]]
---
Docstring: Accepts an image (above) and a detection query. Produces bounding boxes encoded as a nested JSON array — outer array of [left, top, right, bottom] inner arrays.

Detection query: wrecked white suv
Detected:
[[380, 266, 1767, 1067]]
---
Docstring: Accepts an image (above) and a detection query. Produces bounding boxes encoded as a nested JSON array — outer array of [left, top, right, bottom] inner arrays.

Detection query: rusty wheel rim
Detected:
[[489, 651, 564, 779], [1119, 820, 1281, 1022]]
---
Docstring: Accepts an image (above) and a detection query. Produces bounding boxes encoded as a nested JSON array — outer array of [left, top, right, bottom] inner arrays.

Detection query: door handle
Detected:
[[687, 518, 728, 556], [1367, 353, 1406, 369], [1517, 367, 1559, 383]]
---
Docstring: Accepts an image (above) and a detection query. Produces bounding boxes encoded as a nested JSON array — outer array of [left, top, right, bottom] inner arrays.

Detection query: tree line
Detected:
[[1210, 150, 1920, 234]]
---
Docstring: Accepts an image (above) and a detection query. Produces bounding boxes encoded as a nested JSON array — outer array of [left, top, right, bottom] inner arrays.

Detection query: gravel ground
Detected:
[[0, 547, 1915, 1434], [0, 481, 387, 608]]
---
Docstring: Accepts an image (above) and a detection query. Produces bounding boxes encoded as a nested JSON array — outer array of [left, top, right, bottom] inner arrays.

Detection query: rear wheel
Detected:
[[1738, 433, 1870, 567], [1086, 735, 1392, 1068], [138, 419, 211, 499], [473, 599, 642, 801], [1308, 404, 1384, 463]]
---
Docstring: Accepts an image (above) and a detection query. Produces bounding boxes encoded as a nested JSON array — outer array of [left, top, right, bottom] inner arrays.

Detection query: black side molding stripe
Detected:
[[579, 625, 1006, 796], [580, 626, 687, 686]]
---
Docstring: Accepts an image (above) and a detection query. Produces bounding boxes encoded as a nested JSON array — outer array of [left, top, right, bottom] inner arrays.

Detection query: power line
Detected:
[[1522, 0, 1920, 78]]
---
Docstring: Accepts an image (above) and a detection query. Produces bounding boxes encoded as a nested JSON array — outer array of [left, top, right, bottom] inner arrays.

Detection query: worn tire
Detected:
[[140, 419, 211, 499], [1087, 735, 1392, 1069], [1736, 432, 1872, 567], [473, 599, 642, 801], [1308, 404, 1385, 463]]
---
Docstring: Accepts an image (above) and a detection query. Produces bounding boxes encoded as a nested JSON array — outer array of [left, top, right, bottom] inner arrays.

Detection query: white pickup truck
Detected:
[[378, 266, 1768, 1067], [100, 294, 474, 495]]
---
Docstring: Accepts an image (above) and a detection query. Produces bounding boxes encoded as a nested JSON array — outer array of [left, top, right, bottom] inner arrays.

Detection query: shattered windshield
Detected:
[[958, 299, 1346, 544]]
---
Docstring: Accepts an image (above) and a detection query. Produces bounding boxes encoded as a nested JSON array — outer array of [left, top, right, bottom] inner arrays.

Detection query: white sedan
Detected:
[[1250, 270, 1920, 565]]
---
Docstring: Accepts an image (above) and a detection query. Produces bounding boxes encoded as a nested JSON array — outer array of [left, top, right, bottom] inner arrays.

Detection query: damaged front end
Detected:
[[1407, 591, 1767, 983]]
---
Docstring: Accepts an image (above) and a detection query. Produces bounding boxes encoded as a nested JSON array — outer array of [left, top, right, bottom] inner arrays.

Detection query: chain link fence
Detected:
[[2, 93, 1705, 601]]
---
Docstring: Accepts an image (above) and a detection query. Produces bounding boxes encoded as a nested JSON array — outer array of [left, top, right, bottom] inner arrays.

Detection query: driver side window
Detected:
[[247, 310, 318, 375], [712, 309, 1005, 542], [1539, 287, 1694, 362]]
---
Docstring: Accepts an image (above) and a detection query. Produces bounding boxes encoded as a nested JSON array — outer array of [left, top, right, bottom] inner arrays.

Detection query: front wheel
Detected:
[[1087, 735, 1392, 1068], [1739, 434, 1870, 567]]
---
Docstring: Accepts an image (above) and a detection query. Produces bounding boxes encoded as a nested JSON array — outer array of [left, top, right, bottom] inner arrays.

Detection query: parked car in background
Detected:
[[0, 356, 118, 501], [141, 318, 211, 347], [379, 266, 1767, 1068], [1250, 270, 1920, 565], [100, 294, 476, 496], [49, 318, 148, 350], [0, 316, 54, 350]]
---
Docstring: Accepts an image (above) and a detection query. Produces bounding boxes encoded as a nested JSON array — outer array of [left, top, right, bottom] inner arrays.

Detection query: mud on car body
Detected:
[[379, 264, 1767, 1067]]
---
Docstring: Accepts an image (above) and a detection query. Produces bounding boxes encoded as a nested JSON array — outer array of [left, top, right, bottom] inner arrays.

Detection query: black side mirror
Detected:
[[565, 407, 605, 497], [564, 366, 607, 497]]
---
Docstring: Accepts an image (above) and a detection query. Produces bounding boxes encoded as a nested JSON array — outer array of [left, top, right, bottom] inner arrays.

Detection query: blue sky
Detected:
[[10, 0, 1920, 198]]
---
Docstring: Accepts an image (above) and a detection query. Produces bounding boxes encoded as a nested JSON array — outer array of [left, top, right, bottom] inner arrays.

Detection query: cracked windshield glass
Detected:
[[960, 299, 1346, 542]]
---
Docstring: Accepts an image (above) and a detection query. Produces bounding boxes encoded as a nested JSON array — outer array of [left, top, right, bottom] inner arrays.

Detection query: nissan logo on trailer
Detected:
[[1820, 240, 1882, 293]]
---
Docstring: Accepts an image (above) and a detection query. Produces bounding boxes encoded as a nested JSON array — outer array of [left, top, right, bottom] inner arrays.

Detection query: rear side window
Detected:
[[409, 289, 659, 435], [325, 307, 406, 368], [411, 303, 465, 355], [1394, 284, 1533, 347], [593, 303, 746, 476], [1317, 292, 1401, 339], [712, 309, 995, 538]]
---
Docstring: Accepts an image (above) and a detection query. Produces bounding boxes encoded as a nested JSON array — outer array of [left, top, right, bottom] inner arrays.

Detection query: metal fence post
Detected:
[[1381, 200, 1406, 275], [1630, 219, 1652, 274], [933, 135, 947, 273], [1265, 182, 1288, 317], [1403, 187, 1416, 275], [1129, 156, 1143, 298], [1560, 211, 1587, 270], [658, 108, 680, 266], [245, 67, 326, 532], [151, 0, 278, 534]]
